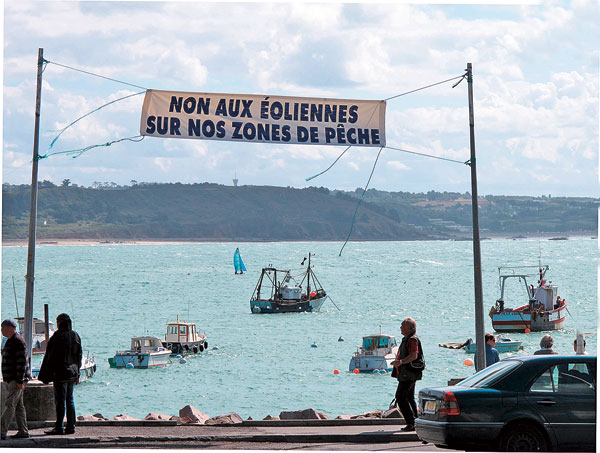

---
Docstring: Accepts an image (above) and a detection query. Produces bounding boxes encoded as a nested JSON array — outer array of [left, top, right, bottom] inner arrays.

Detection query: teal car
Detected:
[[415, 355, 596, 451]]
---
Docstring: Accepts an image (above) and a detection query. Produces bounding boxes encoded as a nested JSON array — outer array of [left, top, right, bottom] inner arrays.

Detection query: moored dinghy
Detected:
[[108, 336, 171, 368], [349, 333, 399, 373]]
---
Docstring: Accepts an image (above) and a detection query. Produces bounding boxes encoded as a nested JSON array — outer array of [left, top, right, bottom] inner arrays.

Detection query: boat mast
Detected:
[[306, 253, 311, 300], [466, 63, 486, 372], [23, 48, 44, 368]]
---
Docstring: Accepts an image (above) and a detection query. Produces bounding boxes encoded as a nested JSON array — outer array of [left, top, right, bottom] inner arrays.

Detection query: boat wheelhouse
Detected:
[[349, 334, 399, 373], [489, 265, 566, 332], [16, 317, 54, 355], [162, 319, 208, 356]]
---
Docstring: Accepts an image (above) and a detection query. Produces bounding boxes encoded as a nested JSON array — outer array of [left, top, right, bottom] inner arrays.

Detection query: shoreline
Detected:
[[2, 233, 596, 247]]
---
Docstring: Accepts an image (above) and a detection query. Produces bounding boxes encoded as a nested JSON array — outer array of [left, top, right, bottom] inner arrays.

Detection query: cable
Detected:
[[339, 146, 384, 257], [383, 146, 468, 165], [39, 135, 145, 159], [49, 91, 146, 150], [384, 74, 466, 101], [45, 59, 148, 91], [305, 146, 352, 182]]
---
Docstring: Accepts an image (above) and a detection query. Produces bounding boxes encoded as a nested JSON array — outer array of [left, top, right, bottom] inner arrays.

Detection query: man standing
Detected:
[[38, 313, 82, 436], [534, 334, 558, 355], [1, 319, 30, 440], [474, 333, 500, 369], [391, 317, 424, 432]]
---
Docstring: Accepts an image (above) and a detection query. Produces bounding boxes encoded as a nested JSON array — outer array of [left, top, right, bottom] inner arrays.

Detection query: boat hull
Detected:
[[464, 341, 522, 353], [349, 353, 396, 373], [491, 304, 566, 332], [108, 351, 171, 368], [250, 296, 326, 314], [162, 340, 208, 356]]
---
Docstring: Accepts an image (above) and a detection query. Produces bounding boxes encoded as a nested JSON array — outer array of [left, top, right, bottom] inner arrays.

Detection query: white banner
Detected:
[[140, 90, 386, 147]]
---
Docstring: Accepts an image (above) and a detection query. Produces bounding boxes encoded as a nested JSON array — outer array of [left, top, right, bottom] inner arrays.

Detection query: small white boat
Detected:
[[349, 333, 398, 373], [162, 318, 208, 356], [463, 336, 523, 353], [15, 317, 55, 355], [108, 336, 171, 369], [32, 351, 96, 382]]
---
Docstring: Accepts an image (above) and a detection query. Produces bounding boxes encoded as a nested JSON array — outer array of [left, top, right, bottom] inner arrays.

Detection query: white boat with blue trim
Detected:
[[349, 333, 398, 373], [108, 336, 171, 368]]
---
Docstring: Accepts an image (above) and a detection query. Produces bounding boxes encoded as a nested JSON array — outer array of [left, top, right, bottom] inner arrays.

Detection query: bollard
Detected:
[[23, 380, 56, 421]]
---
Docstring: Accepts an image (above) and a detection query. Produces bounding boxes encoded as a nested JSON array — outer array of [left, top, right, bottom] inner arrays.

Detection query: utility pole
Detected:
[[24, 48, 44, 367], [466, 63, 486, 371]]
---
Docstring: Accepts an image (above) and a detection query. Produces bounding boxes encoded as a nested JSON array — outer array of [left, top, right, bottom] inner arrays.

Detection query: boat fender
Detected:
[[93, 364, 97, 372], [193, 347, 198, 354], [204, 341, 208, 349], [199, 345, 204, 352]]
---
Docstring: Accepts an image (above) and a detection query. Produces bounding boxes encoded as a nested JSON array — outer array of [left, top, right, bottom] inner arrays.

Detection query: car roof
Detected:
[[503, 355, 596, 363]]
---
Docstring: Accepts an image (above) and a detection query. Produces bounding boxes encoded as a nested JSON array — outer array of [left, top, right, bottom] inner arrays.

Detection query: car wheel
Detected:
[[499, 424, 548, 452]]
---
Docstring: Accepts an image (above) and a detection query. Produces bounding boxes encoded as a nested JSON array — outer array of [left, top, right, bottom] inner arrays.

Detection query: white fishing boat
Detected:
[[349, 333, 398, 373], [15, 317, 54, 355], [108, 336, 171, 369], [162, 318, 208, 356], [250, 253, 327, 314], [489, 264, 567, 332]]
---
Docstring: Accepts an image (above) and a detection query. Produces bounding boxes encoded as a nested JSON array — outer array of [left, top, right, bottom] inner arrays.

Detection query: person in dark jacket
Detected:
[[37, 313, 82, 435], [391, 317, 424, 432], [1, 319, 30, 440]]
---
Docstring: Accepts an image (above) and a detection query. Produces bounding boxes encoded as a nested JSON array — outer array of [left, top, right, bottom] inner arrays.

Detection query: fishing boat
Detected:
[[162, 318, 208, 356], [108, 336, 171, 368], [349, 333, 399, 373], [489, 265, 567, 332], [15, 317, 55, 355], [234, 247, 247, 274], [32, 351, 97, 382], [250, 253, 327, 314]]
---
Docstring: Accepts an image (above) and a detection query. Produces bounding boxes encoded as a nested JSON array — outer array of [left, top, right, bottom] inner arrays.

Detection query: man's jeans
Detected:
[[1, 381, 28, 435], [53, 382, 76, 432]]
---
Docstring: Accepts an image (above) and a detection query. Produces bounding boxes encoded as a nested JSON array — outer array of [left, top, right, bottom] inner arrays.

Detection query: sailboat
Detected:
[[234, 248, 247, 274]]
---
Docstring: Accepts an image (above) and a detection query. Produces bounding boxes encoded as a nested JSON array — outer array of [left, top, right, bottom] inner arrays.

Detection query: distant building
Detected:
[[233, 173, 238, 187]]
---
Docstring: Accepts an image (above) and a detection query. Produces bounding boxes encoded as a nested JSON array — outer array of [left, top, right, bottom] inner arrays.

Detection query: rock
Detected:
[[335, 414, 353, 420], [178, 405, 210, 425], [170, 416, 181, 424], [205, 412, 244, 425], [316, 411, 330, 420], [77, 414, 105, 421], [144, 413, 171, 421], [383, 407, 402, 419], [246, 416, 253, 421], [93, 413, 108, 420], [351, 410, 383, 419], [279, 408, 321, 420], [111, 414, 140, 421], [263, 415, 280, 420]]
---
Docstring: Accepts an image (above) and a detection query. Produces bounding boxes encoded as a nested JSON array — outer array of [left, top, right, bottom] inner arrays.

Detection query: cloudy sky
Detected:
[[3, 0, 598, 196]]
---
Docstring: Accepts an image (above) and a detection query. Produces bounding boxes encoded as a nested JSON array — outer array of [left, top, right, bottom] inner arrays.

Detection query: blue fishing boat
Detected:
[[234, 248, 247, 274], [463, 336, 522, 353], [108, 336, 171, 368]]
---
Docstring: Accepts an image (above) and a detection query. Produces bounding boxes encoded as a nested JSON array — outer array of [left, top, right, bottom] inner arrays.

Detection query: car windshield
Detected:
[[457, 360, 521, 388]]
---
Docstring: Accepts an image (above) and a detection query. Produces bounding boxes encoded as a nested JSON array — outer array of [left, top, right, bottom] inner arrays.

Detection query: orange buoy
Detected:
[[525, 328, 531, 333], [333, 369, 339, 375], [310, 291, 316, 298], [463, 358, 474, 367], [353, 368, 360, 374]]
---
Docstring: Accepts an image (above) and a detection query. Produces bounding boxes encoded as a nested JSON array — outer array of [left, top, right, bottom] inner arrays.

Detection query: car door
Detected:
[[525, 361, 596, 449]]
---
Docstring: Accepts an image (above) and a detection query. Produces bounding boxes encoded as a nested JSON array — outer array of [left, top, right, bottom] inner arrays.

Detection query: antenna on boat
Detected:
[[12, 277, 20, 318], [379, 325, 382, 335]]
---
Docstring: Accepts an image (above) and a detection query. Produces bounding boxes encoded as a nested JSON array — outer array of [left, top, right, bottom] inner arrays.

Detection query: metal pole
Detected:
[[44, 304, 49, 345], [23, 48, 44, 367], [466, 63, 486, 372]]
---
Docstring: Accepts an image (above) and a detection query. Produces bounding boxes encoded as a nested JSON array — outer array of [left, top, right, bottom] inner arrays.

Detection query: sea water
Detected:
[[1, 238, 597, 420]]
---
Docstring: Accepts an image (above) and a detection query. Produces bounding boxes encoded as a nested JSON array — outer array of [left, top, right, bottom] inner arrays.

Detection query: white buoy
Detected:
[[212, 346, 219, 350], [311, 342, 318, 348], [338, 336, 344, 342], [175, 354, 182, 359], [179, 358, 187, 364]]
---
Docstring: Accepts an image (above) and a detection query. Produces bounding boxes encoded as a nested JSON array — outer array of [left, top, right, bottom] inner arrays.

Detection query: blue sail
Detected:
[[234, 248, 246, 274]]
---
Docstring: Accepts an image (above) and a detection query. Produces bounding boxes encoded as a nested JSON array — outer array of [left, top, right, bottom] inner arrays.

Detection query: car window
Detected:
[[458, 360, 521, 388], [530, 363, 596, 394]]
